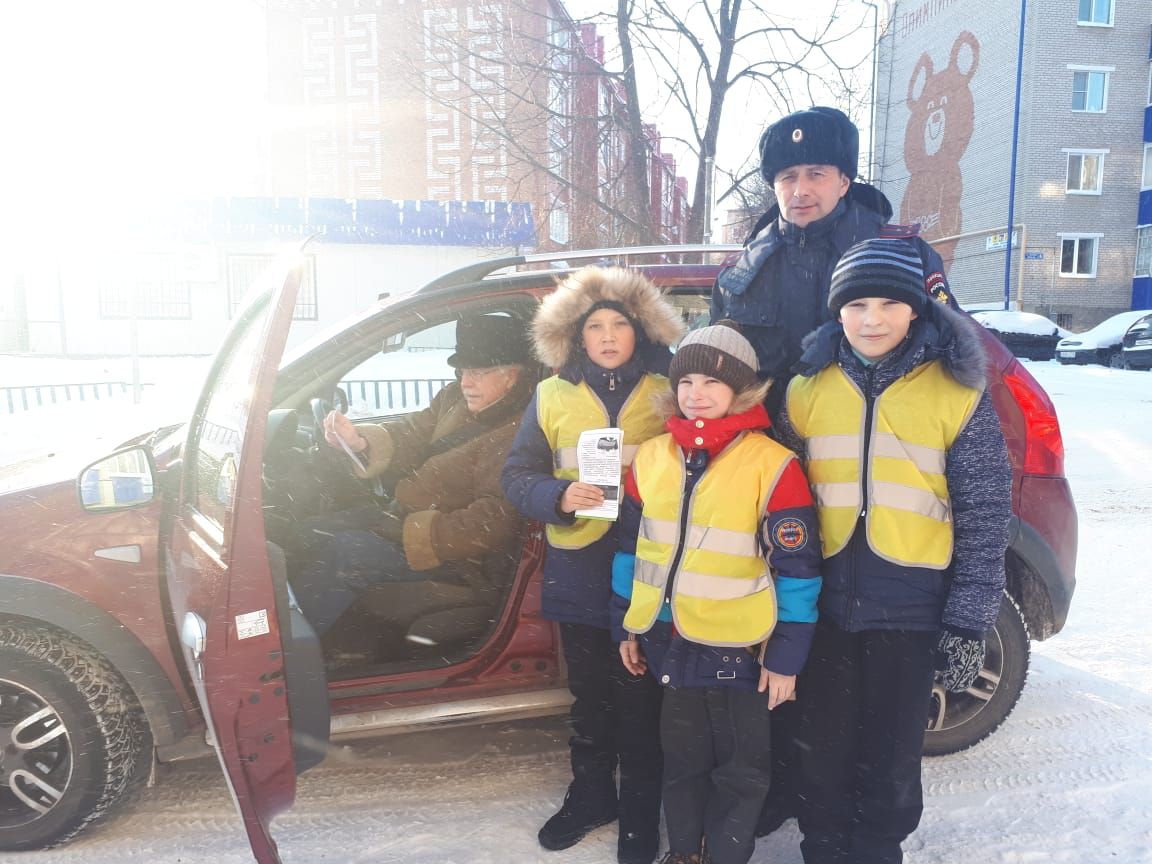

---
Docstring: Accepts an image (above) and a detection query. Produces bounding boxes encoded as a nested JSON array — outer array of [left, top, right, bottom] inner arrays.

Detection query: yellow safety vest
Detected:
[[623, 431, 794, 646], [537, 373, 668, 550], [786, 360, 981, 569]]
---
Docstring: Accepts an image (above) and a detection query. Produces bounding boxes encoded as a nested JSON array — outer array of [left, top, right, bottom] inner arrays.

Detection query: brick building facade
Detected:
[[875, 0, 1151, 328], [264, 0, 690, 250]]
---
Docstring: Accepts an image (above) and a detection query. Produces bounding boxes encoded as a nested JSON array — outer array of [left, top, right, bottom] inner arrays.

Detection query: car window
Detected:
[[188, 320, 266, 533], [339, 319, 456, 419]]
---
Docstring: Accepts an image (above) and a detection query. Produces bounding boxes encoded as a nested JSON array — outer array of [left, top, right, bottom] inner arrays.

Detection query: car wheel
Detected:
[[0, 624, 151, 851], [1107, 351, 1128, 370], [923, 594, 1029, 756]]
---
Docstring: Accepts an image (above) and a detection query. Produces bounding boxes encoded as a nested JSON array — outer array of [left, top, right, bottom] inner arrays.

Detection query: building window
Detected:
[[226, 255, 318, 320], [99, 282, 192, 320], [1064, 150, 1106, 194], [1055, 313, 1074, 329], [1136, 226, 1152, 279], [1077, 0, 1113, 25], [1059, 235, 1100, 278], [1070, 68, 1110, 113], [1143, 144, 1152, 190]]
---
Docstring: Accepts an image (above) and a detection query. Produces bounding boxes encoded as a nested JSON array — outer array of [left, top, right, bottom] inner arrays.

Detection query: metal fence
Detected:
[[340, 378, 454, 416], [1, 382, 154, 415], [3, 378, 453, 418]]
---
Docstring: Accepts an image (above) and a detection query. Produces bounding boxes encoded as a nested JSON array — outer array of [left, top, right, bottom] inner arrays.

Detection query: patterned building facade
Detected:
[[875, 0, 1152, 328], [264, 0, 691, 250]]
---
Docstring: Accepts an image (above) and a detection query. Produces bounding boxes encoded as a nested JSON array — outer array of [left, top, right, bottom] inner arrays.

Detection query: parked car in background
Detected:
[[0, 247, 1078, 861], [969, 309, 1069, 361], [1056, 310, 1152, 367], [1120, 313, 1152, 370]]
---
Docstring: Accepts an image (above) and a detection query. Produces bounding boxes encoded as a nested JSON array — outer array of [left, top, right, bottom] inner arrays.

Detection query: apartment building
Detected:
[[875, 0, 1151, 328]]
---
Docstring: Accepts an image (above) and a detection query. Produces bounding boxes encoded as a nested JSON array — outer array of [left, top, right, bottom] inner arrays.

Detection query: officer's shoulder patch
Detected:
[[772, 518, 808, 551], [879, 222, 921, 239], [925, 271, 952, 305]]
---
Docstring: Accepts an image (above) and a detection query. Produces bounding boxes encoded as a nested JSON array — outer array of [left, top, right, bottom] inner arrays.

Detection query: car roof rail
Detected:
[[416, 244, 744, 295]]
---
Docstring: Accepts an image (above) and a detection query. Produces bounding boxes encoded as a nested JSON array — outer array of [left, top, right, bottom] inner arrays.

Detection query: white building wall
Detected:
[[13, 243, 514, 357]]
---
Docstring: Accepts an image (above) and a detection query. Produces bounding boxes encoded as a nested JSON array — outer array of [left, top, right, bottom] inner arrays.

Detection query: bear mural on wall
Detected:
[[900, 31, 980, 272]]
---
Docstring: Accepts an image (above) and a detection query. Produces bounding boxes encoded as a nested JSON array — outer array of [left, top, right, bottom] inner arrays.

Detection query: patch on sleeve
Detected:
[[925, 271, 952, 305], [772, 518, 809, 551]]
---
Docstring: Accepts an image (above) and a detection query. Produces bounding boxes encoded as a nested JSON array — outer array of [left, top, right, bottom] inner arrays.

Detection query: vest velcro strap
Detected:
[[872, 433, 946, 475], [554, 444, 641, 471], [635, 557, 663, 587], [813, 481, 862, 509], [675, 569, 773, 601], [807, 434, 861, 460], [872, 481, 951, 521]]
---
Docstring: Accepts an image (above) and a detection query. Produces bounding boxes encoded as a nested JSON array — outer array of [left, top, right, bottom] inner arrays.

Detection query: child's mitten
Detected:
[[935, 629, 986, 693]]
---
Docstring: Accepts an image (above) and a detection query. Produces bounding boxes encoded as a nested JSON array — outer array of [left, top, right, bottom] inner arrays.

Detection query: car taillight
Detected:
[[1001, 360, 1065, 476]]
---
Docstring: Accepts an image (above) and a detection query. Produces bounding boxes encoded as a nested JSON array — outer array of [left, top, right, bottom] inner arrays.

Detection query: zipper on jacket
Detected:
[[608, 371, 617, 391], [844, 363, 877, 630], [663, 450, 703, 612]]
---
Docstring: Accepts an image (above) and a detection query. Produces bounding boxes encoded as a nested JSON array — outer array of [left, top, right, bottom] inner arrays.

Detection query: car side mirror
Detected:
[[78, 445, 157, 511]]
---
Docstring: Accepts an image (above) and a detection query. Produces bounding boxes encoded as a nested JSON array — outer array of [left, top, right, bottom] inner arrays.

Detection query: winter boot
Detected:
[[538, 779, 619, 851]]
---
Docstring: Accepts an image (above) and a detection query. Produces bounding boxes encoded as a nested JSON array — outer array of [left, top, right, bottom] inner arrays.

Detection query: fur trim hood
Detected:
[[796, 301, 988, 390], [531, 266, 685, 369]]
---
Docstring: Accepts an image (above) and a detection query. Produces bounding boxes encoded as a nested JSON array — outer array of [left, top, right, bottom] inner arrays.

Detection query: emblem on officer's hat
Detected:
[[792, 128, 803, 143]]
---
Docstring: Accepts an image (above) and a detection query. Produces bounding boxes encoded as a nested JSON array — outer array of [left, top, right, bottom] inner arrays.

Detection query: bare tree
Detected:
[[395, 0, 868, 247], [614, 0, 867, 241]]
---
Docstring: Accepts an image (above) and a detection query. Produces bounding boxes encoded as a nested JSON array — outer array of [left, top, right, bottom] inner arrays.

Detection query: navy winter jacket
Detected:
[[501, 355, 668, 629], [711, 183, 954, 384], [774, 306, 1012, 637]]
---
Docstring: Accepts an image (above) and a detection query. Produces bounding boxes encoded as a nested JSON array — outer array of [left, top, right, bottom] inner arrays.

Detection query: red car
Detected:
[[0, 247, 1077, 860]]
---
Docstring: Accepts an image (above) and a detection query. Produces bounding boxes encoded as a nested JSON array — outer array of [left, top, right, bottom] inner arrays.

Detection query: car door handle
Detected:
[[181, 612, 207, 663]]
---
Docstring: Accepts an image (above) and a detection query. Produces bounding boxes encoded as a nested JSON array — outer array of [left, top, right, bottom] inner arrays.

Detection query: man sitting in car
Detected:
[[291, 313, 536, 644]]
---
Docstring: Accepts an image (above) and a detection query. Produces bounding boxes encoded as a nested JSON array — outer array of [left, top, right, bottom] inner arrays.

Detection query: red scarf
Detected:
[[664, 403, 772, 457]]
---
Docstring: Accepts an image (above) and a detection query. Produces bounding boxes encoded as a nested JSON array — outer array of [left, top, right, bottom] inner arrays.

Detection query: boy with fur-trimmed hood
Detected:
[[502, 266, 684, 864], [773, 238, 1013, 864], [611, 322, 822, 864]]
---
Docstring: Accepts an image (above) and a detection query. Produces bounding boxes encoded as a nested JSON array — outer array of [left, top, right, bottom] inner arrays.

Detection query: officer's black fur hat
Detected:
[[758, 106, 859, 184]]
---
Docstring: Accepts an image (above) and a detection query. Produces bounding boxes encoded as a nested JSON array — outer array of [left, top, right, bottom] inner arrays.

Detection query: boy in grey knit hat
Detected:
[[612, 321, 823, 864]]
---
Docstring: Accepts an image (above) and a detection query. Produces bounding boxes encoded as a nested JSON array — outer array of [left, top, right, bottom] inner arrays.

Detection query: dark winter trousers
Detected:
[[560, 622, 664, 835], [661, 685, 773, 864], [796, 622, 938, 864]]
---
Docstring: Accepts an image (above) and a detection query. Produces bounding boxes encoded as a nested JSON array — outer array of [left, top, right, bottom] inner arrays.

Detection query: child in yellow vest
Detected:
[[501, 266, 684, 864], [612, 322, 822, 864], [774, 238, 1012, 864]]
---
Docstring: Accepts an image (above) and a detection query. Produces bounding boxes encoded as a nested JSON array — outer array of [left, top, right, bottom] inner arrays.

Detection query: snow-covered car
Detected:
[[1055, 309, 1152, 367], [969, 309, 1070, 361], [1120, 313, 1152, 370], [0, 247, 1079, 860]]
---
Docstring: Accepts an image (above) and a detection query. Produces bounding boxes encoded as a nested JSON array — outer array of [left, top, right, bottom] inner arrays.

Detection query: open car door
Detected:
[[165, 254, 329, 863]]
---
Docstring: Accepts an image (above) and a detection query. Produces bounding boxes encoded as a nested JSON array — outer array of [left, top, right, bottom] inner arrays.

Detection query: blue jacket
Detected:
[[501, 354, 670, 629], [711, 183, 954, 383], [774, 304, 1012, 637]]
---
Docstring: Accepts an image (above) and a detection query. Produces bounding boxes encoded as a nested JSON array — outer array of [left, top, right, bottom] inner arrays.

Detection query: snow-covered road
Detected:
[[1, 362, 1150, 864]]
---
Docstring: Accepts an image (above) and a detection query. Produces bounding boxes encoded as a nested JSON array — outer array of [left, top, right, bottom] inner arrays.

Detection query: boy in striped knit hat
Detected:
[[774, 238, 1012, 864]]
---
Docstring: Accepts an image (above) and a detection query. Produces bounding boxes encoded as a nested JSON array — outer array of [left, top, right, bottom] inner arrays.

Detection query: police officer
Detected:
[[711, 106, 955, 418], [711, 106, 956, 840]]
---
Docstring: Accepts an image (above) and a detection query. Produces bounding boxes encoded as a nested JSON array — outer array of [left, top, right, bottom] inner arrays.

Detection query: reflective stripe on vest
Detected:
[[537, 374, 667, 550], [622, 432, 792, 646], [786, 360, 981, 569]]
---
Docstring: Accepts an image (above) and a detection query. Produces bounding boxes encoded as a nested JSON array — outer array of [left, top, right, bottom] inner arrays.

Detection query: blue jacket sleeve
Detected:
[[500, 390, 575, 525], [760, 459, 823, 675], [942, 390, 1012, 637]]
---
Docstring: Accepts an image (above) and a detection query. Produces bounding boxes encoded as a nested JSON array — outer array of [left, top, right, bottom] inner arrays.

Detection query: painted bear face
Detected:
[[904, 31, 980, 172]]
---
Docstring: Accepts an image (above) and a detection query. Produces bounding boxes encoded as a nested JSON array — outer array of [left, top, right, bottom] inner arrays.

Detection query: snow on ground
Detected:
[[0, 359, 1150, 864]]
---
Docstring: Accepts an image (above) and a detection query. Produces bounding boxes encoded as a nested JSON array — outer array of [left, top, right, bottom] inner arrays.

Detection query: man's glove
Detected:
[[935, 629, 986, 693]]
